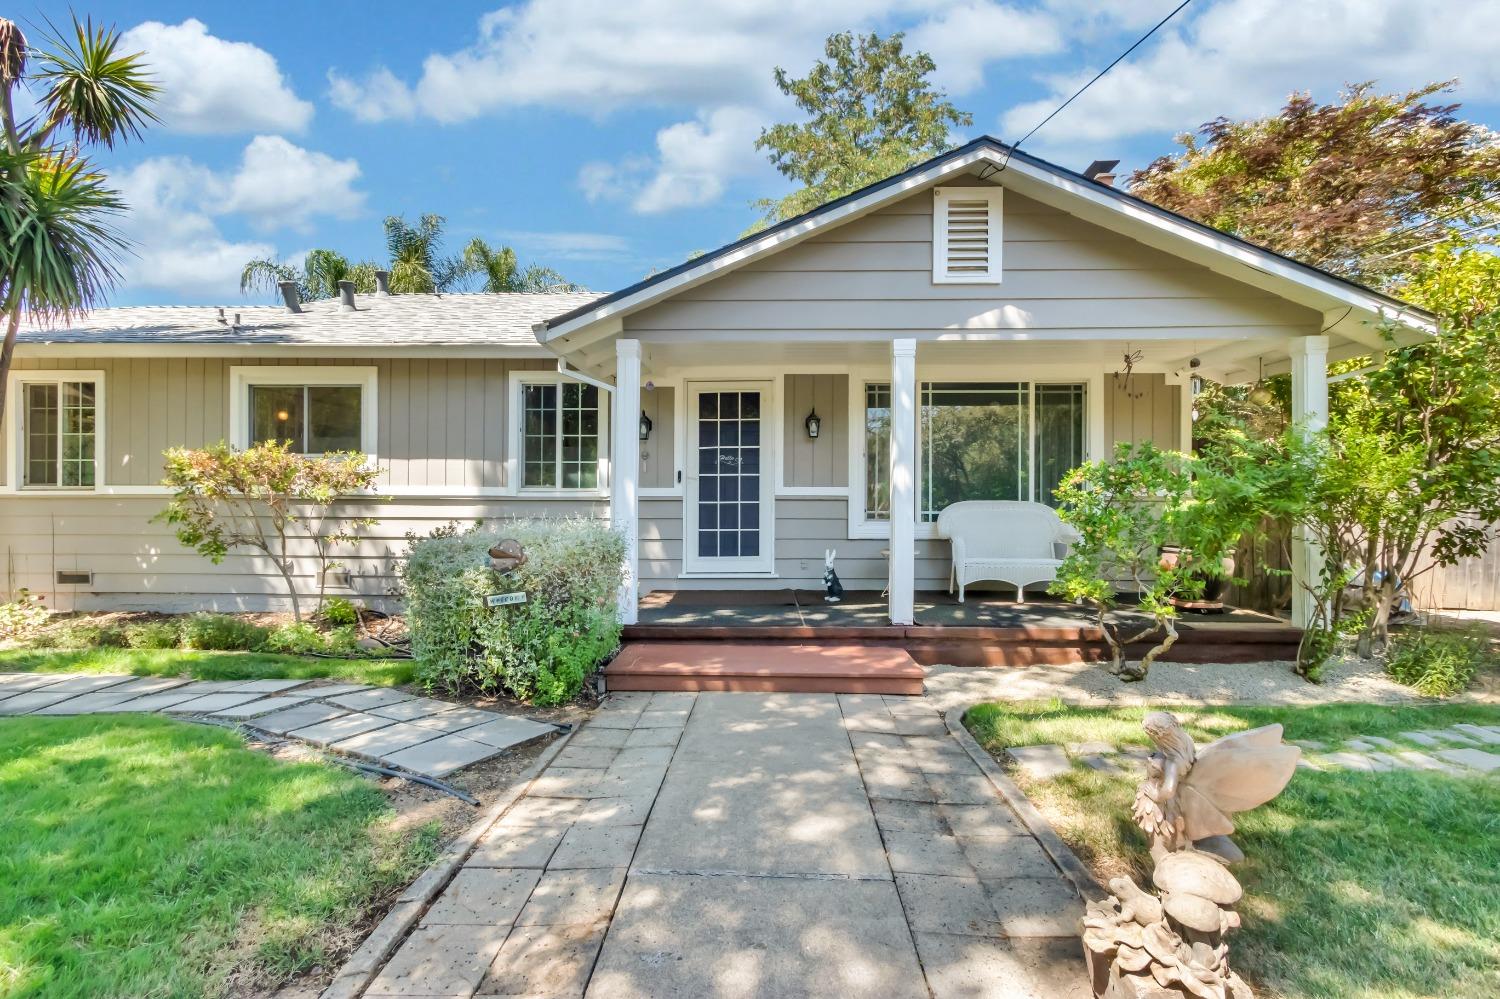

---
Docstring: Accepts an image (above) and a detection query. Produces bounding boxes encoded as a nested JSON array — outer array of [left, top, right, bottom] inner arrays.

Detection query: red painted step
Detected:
[[605, 642, 925, 696]]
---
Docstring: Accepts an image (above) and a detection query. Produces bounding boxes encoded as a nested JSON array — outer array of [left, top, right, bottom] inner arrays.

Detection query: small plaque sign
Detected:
[[485, 591, 528, 608]]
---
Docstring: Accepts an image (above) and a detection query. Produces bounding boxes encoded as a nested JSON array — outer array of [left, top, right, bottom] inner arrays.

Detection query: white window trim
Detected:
[[4, 369, 106, 493], [933, 186, 1003, 285], [229, 365, 378, 459], [506, 370, 611, 498], [846, 363, 1106, 541]]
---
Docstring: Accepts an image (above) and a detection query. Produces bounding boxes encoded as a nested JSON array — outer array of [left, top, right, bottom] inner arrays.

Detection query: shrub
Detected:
[[0, 589, 48, 641], [124, 619, 181, 650], [400, 519, 625, 705], [33, 618, 128, 649], [265, 621, 360, 656], [319, 597, 360, 627], [179, 613, 269, 652], [1385, 625, 1493, 697]]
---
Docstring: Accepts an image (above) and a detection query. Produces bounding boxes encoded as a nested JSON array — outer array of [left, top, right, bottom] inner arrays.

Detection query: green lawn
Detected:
[[966, 700, 1500, 999], [0, 715, 440, 998], [0, 647, 415, 686]]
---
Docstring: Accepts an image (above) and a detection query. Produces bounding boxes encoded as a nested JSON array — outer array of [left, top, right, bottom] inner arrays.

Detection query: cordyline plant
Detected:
[[1050, 443, 1263, 681], [155, 442, 381, 622]]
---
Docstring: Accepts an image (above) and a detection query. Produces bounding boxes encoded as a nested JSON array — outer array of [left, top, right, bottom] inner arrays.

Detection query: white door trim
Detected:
[[682, 379, 777, 576]]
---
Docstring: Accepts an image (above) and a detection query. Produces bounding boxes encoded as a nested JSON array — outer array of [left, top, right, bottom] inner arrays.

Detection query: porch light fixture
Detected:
[[639, 410, 653, 441], [805, 409, 821, 439]]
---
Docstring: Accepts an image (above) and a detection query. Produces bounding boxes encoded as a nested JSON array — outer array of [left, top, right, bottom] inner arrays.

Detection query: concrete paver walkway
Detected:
[[0, 672, 557, 780], [363, 692, 1088, 999]]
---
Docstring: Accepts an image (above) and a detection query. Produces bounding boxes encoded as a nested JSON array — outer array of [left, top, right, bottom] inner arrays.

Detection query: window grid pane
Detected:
[[1034, 384, 1086, 507], [920, 382, 1028, 521], [864, 383, 891, 521], [251, 385, 307, 451], [24, 383, 59, 486], [559, 383, 599, 489], [307, 385, 362, 453], [60, 382, 96, 487], [522, 384, 558, 487]]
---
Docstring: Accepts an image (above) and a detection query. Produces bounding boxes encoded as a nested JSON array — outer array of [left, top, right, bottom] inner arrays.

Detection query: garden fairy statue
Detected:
[[1080, 712, 1300, 999], [823, 549, 845, 603]]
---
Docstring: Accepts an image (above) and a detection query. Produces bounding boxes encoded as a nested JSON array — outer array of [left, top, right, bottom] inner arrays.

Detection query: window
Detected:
[[250, 385, 362, 453], [860, 380, 1086, 524], [863, 383, 891, 521], [9, 374, 100, 489], [230, 367, 376, 457], [522, 381, 601, 489], [932, 186, 1002, 283]]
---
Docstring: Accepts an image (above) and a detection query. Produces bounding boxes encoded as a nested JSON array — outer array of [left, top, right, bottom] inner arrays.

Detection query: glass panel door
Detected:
[[687, 384, 772, 573]]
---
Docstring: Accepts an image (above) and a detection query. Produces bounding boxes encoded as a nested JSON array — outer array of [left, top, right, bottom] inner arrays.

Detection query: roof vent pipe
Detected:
[[338, 280, 357, 312], [278, 280, 303, 313], [374, 270, 391, 296]]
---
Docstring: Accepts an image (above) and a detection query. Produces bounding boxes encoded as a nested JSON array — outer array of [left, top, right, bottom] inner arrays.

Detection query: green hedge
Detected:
[[400, 519, 626, 705]]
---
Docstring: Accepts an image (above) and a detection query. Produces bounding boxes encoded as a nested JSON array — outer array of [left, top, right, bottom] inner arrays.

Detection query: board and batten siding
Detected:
[[1104, 373, 1182, 450], [640, 386, 675, 489], [782, 374, 849, 489], [1, 355, 561, 490], [623, 179, 1321, 340]]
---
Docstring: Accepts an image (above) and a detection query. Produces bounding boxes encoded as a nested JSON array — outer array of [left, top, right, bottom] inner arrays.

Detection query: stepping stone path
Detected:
[[1007, 724, 1500, 780], [0, 671, 558, 781]]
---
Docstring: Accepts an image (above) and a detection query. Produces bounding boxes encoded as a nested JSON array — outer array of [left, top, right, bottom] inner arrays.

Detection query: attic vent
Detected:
[[56, 569, 93, 586], [933, 187, 1002, 284]]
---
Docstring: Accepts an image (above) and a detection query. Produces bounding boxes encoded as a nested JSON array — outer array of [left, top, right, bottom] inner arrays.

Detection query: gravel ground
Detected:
[[923, 654, 1500, 711]]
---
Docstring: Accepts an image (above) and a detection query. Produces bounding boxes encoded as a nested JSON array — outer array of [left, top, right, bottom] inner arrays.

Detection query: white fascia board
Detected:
[[541, 148, 997, 343]]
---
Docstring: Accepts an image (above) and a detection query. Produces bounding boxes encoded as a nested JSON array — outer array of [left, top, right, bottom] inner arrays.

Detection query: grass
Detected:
[[0, 715, 441, 998], [966, 700, 1500, 999], [0, 647, 416, 686]]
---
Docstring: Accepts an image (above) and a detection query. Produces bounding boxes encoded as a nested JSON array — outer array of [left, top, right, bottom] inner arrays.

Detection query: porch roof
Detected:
[[538, 136, 1436, 386]]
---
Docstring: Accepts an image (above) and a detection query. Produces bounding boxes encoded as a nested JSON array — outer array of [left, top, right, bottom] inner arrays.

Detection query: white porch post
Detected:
[[612, 339, 642, 625], [889, 339, 918, 626], [1288, 335, 1329, 629]]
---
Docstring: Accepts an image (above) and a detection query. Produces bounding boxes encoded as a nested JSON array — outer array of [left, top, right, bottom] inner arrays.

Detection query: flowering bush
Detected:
[[399, 519, 625, 705]]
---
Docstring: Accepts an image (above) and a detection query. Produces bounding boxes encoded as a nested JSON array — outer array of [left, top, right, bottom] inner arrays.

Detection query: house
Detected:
[[3, 137, 1433, 635]]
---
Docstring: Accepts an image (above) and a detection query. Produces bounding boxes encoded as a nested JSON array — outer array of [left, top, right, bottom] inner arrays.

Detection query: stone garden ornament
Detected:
[[1081, 712, 1300, 999]]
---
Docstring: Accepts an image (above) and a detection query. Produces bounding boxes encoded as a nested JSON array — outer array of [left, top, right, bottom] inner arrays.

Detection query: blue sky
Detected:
[[34, 0, 1500, 305]]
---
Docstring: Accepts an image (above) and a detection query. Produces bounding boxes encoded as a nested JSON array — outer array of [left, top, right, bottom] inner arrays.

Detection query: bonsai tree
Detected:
[[1050, 443, 1260, 681], [156, 442, 380, 621]]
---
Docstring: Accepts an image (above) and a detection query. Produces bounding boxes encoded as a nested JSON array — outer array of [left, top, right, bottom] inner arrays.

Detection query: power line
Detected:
[[1314, 188, 1500, 267], [1002, 0, 1196, 167], [1359, 218, 1500, 265]]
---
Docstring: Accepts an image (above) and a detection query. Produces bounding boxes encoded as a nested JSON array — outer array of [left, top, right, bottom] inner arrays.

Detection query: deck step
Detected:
[[604, 642, 925, 696]]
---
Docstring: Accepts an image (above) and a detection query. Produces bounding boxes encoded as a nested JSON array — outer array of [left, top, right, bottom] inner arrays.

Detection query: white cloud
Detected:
[[327, 66, 418, 123], [497, 231, 633, 262], [1001, 0, 1500, 163], [122, 19, 313, 135], [113, 139, 364, 297], [908, 3, 1066, 94], [579, 107, 768, 214], [222, 136, 365, 227]]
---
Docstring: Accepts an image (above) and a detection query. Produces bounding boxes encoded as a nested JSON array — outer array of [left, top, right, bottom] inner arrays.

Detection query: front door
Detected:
[[684, 382, 774, 575]]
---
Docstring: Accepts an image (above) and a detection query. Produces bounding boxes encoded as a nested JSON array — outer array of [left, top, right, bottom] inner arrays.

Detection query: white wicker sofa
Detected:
[[936, 500, 1081, 602]]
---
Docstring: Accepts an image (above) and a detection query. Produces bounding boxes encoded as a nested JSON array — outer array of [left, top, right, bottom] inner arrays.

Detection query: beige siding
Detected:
[[782, 374, 849, 488], [640, 386, 675, 489], [1105, 373, 1181, 450], [3, 355, 558, 489], [625, 182, 1319, 338], [639, 497, 951, 592], [0, 495, 606, 612]]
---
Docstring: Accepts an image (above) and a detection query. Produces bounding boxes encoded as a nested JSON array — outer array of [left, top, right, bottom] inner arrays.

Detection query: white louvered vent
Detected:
[[933, 187, 1002, 284]]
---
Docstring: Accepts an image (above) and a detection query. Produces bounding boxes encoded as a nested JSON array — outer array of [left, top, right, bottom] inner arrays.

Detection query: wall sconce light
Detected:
[[639, 410, 653, 441], [805, 409, 821, 439]]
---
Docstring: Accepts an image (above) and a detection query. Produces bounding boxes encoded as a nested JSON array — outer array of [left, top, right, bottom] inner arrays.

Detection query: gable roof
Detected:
[[17, 291, 603, 353], [539, 135, 1435, 344]]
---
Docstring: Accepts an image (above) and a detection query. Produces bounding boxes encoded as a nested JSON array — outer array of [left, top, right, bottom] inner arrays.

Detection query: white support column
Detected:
[[889, 339, 918, 626], [612, 339, 642, 625], [1288, 335, 1330, 629]]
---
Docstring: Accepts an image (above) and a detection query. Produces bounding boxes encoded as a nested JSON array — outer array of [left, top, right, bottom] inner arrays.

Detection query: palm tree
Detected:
[[0, 14, 159, 420], [240, 248, 377, 301], [462, 236, 585, 292], [385, 213, 465, 293]]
